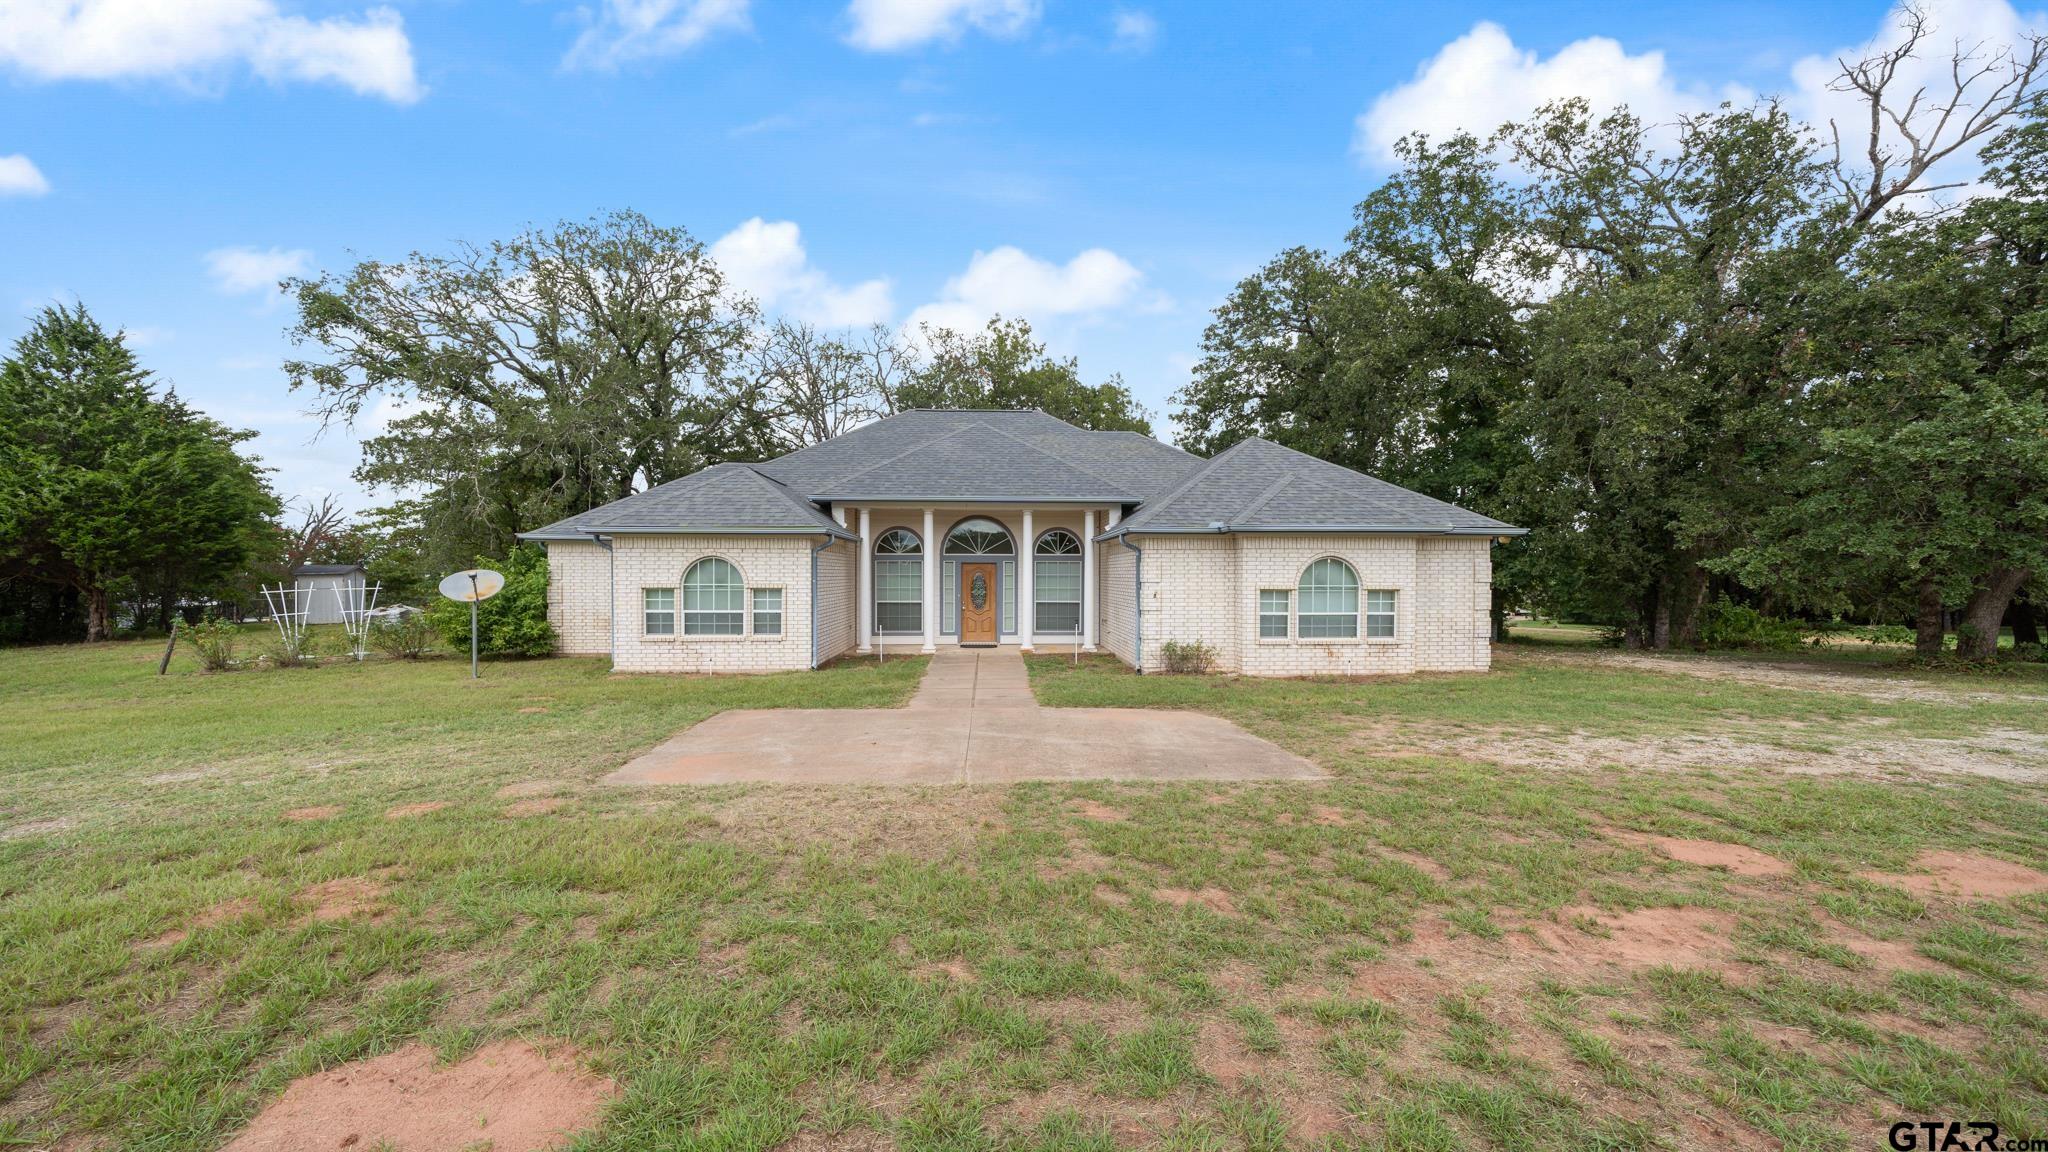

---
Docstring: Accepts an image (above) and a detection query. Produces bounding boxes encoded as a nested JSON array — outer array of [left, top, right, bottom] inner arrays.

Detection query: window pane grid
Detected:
[[644, 588, 676, 636], [1297, 559, 1359, 640], [752, 588, 782, 636], [1001, 560, 1016, 633], [1365, 589, 1396, 638], [1258, 590, 1288, 639], [875, 556, 921, 634], [683, 559, 745, 635], [941, 560, 957, 635], [1034, 557, 1081, 634]]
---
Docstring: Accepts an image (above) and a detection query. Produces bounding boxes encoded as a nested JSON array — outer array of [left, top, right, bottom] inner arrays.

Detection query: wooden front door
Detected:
[[959, 562, 998, 646]]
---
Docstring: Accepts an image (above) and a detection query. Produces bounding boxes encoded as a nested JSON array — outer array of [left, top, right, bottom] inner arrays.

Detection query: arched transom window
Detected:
[[682, 557, 745, 635], [1296, 558, 1360, 639], [1033, 529, 1082, 634], [943, 518, 1013, 555], [876, 528, 922, 555]]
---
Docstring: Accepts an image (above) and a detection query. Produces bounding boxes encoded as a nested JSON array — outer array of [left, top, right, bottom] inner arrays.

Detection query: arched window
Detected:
[[943, 518, 1013, 555], [1296, 558, 1360, 639], [682, 557, 745, 635], [873, 528, 922, 634], [1033, 530, 1082, 634]]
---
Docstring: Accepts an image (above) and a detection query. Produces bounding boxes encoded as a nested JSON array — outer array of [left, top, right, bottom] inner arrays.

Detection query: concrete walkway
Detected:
[[607, 647, 1323, 786]]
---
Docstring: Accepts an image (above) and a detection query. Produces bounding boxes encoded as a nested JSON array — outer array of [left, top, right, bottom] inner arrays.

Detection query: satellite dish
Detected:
[[439, 569, 504, 602]]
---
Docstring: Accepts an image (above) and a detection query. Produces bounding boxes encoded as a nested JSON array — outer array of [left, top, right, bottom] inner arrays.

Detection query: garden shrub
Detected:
[[177, 616, 239, 671], [370, 610, 437, 660], [1160, 639, 1217, 674], [425, 544, 556, 657], [1697, 596, 1805, 652]]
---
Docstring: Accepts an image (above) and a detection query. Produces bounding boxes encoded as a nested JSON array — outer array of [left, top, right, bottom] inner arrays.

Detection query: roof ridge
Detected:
[[977, 422, 1139, 500], [1232, 474, 1295, 525], [1253, 437, 1481, 522], [801, 421, 989, 496], [1122, 436, 1255, 526]]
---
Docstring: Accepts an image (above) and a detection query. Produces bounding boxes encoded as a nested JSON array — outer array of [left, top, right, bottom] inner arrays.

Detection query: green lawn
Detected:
[[3, 640, 2046, 1151]]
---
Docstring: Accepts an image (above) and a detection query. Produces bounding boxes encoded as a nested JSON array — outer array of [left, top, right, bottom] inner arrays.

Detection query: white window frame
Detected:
[[1257, 589, 1290, 640], [1365, 589, 1397, 639], [874, 528, 923, 635], [1296, 557, 1361, 640], [751, 587, 783, 637], [1033, 529, 1083, 635], [643, 587, 676, 636], [682, 557, 746, 637]]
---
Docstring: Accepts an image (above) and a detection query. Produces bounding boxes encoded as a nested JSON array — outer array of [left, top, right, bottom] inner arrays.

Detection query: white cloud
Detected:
[[1788, 0, 2048, 207], [1354, 21, 1728, 165], [564, 0, 750, 70], [0, 153, 50, 196], [844, 0, 1039, 51], [0, 0, 423, 103], [709, 218, 894, 328], [1111, 9, 1155, 52], [906, 246, 1143, 336], [206, 246, 313, 295]]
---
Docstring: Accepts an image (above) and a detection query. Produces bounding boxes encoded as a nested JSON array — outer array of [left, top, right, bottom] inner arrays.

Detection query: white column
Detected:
[[1108, 506, 1122, 530], [921, 507, 937, 652], [1019, 509, 1035, 651], [857, 507, 873, 653], [1083, 508, 1098, 651]]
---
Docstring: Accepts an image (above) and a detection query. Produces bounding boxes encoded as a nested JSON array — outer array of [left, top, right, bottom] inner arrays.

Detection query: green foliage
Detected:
[[176, 617, 240, 671], [425, 545, 555, 657], [369, 611, 437, 660], [896, 317, 1152, 433], [0, 304, 278, 641], [1159, 639, 1217, 674], [1698, 597, 1806, 652]]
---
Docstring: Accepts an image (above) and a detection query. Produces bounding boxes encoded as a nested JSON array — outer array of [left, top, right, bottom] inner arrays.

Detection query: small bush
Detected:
[[370, 611, 438, 659], [1159, 639, 1217, 674], [1698, 596, 1805, 652], [425, 545, 556, 657], [2012, 642, 2046, 664], [178, 617, 239, 671], [268, 627, 312, 668]]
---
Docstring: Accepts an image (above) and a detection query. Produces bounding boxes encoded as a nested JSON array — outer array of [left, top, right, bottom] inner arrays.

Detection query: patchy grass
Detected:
[[2, 640, 2046, 1151]]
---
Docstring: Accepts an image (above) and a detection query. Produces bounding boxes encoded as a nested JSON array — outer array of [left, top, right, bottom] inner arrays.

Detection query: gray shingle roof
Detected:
[[1108, 437, 1522, 537], [521, 463, 852, 539], [807, 420, 1139, 503], [518, 412, 1521, 542]]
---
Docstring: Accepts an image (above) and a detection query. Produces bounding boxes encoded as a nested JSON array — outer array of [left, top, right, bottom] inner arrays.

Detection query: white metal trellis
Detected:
[[258, 584, 313, 658], [333, 582, 382, 661]]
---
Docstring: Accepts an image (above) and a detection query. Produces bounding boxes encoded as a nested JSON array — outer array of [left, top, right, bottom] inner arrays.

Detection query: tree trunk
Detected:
[[1671, 565, 1710, 648], [1914, 577, 1944, 658], [84, 584, 111, 643], [1956, 568, 2031, 661], [1651, 587, 1672, 650]]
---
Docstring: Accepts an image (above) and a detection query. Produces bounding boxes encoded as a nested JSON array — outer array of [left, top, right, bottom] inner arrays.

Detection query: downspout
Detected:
[[593, 534, 615, 671], [1120, 535, 1145, 674], [809, 535, 832, 669]]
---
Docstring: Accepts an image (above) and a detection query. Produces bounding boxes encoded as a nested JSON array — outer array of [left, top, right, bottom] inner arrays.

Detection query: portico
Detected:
[[843, 504, 1109, 654]]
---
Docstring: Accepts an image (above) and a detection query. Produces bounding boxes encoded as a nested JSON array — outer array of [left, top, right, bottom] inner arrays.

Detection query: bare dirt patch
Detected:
[[280, 806, 342, 822], [144, 770, 208, 785], [219, 1039, 611, 1152], [1093, 885, 1132, 907], [518, 706, 551, 714], [1528, 905, 1742, 975], [1310, 806, 1351, 826], [504, 798, 567, 818], [1633, 835, 1790, 878], [1153, 887, 1237, 916], [295, 878, 388, 923], [0, 816, 75, 841], [917, 958, 977, 983], [1069, 799, 1126, 822], [383, 801, 447, 820], [1863, 850, 2048, 900], [145, 896, 261, 948]]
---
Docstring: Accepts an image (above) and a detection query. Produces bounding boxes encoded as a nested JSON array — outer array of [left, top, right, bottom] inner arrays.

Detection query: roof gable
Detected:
[[530, 463, 850, 538]]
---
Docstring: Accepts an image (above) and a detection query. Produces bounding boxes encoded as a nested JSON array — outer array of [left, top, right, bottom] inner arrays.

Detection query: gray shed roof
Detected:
[[292, 563, 365, 576], [1107, 437, 1523, 538], [518, 411, 1521, 543]]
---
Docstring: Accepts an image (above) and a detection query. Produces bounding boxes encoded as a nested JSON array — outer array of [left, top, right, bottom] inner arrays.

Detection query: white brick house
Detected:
[[521, 410, 1523, 675]]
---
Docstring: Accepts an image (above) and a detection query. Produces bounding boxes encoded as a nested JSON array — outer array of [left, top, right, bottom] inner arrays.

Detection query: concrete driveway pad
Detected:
[[607, 648, 1324, 786]]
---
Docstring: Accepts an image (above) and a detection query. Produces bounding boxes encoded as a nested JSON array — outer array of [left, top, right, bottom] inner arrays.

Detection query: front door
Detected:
[[959, 562, 998, 646]]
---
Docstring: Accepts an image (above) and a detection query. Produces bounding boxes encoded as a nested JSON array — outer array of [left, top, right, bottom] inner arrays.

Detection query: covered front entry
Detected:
[[959, 562, 999, 645]]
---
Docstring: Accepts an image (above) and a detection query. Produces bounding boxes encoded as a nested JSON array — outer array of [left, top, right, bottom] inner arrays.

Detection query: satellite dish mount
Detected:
[[438, 568, 506, 679]]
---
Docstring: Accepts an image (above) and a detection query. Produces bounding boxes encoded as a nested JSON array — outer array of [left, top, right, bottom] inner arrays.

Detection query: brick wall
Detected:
[[816, 536, 857, 664], [544, 540, 612, 656], [1100, 537, 1138, 667], [1109, 533, 1494, 677], [606, 534, 818, 673]]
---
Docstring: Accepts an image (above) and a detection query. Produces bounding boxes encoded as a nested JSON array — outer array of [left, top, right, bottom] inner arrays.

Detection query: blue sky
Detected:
[[2, 0, 2038, 513]]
